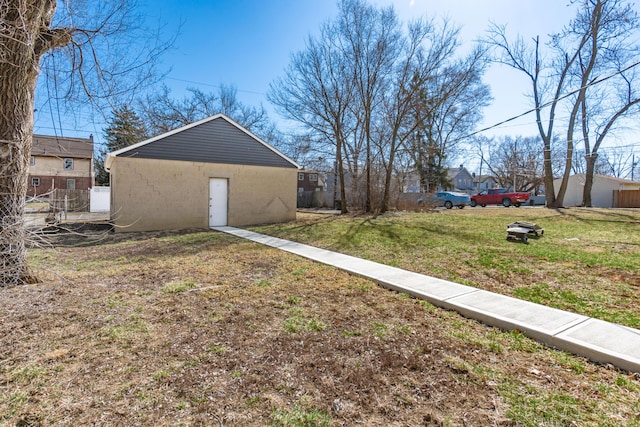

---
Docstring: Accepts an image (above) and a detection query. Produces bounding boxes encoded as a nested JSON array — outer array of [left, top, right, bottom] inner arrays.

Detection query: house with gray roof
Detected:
[[445, 165, 475, 192]]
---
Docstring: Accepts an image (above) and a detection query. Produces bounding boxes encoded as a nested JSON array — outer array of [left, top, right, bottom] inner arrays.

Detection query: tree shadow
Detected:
[[27, 222, 235, 251], [551, 207, 640, 224]]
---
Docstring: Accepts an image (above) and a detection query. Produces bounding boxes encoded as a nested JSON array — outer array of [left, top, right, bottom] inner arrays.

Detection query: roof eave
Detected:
[[105, 153, 115, 171]]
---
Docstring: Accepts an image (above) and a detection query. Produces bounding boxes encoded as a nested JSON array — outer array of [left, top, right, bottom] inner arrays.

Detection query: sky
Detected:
[[32, 0, 639, 173]]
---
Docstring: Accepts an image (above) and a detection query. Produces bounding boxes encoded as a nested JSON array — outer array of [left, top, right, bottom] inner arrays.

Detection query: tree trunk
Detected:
[[380, 144, 396, 213], [553, 142, 573, 208], [1, 1, 64, 285], [543, 138, 558, 208], [0, 68, 39, 285], [336, 135, 348, 214], [364, 125, 372, 213], [582, 154, 596, 207]]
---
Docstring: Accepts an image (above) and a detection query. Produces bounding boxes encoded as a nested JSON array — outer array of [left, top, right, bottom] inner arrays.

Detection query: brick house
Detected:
[[28, 134, 94, 197], [296, 170, 327, 208], [297, 170, 325, 192]]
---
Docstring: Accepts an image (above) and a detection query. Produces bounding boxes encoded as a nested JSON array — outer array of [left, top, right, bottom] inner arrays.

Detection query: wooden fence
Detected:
[[49, 189, 90, 212], [614, 189, 640, 208]]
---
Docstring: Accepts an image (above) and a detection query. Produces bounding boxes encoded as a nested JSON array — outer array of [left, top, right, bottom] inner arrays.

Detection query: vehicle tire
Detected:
[[444, 201, 453, 209], [481, 204, 486, 207], [521, 234, 528, 244], [502, 198, 512, 207], [457, 205, 464, 209], [514, 202, 521, 207], [530, 199, 535, 206], [470, 200, 477, 207]]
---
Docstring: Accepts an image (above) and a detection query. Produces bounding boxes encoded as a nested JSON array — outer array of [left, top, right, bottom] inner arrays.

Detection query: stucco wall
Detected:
[[27, 156, 93, 196], [110, 157, 297, 232], [554, 175, 640, 207], [29, 156, 92, 178]]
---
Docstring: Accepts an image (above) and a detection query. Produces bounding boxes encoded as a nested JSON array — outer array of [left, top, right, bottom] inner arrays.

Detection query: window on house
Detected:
[[298, 173, 304, 180], [309, 174, 318, 181], [31, 177, 40, 187], [67, 179, 76, 190], [29, 156, 35, 166], [63, 158, 74, 170]]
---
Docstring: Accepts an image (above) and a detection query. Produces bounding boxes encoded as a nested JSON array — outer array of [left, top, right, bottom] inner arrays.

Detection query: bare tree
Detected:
[[487, 27, 587, 207], [337, 0, 402, 212], [139, 86, 219, 134], [1, 0, 172, 285], [631, 153, 640, 181], [140, 85, 272, 136], [567, 0, 640, 205], [598, 149, 637, 178], [271, 2, 490, 213], [483, 136, 545, 192], [486, 0, 640, 208], [376, 18, 490, 212], [408, 42, 491, 194], [571, 147, 624, 176], [268, 15, 355, 213], [374, 18, 431, 213]]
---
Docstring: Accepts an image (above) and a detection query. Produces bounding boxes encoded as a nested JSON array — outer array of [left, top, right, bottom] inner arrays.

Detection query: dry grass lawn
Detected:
[[1, 209, 639, 426]]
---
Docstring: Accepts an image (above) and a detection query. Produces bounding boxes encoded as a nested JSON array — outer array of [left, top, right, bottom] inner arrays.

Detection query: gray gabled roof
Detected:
[[105, 114, 299, 170]]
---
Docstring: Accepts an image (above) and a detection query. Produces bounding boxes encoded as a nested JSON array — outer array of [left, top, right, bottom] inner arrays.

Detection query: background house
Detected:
[[297, 169, 327, 208], [403, 165, 478, 194], [473, 174, 499, 193], [554, 174, 640, 207], [400, 171, 421, 193], [297, 170, 325, 192], [445, 165, 475, 192], [106, 114, 299, 232], [27, 134, 94, 197]]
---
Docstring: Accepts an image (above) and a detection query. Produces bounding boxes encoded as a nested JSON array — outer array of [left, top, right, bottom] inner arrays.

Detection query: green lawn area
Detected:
[[253, 207, 640, 328]]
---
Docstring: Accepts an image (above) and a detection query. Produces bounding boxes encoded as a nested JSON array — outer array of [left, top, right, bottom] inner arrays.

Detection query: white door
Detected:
[[209, 178, 228, 227]]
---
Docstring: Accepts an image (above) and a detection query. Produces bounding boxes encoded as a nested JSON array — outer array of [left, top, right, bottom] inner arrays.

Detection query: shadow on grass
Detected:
[[339, 217, 401, 246], [552, 207, 640, 224], [28, 223, 239, 253], [333, 213, 489, 250]]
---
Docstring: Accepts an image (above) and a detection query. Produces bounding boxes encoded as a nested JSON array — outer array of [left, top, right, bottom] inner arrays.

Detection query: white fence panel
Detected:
[[90, 187, 111, 212]]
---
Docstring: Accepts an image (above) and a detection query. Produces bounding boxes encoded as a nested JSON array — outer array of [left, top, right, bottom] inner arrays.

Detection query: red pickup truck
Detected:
[[470, 188, 530, 208]]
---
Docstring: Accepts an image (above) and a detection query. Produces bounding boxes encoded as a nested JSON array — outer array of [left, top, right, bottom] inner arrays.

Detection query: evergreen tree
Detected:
[[95, 105, 147, 185]]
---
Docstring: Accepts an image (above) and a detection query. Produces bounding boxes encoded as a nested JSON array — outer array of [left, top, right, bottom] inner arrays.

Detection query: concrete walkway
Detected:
[[212, 226, 640, 373]]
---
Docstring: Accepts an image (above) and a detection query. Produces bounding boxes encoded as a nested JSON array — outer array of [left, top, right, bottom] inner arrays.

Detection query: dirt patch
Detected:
[[2, 228, 639, 426]]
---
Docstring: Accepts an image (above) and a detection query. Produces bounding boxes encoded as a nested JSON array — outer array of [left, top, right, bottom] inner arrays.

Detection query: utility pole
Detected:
[[477, 152, 483, 193]]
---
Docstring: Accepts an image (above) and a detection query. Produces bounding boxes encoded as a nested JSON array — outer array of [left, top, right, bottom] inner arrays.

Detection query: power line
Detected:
[[44, 75, 60, 139], [466, 60, 640, 140], [51, 57, 65, 139], [165, 76, 266, 96]]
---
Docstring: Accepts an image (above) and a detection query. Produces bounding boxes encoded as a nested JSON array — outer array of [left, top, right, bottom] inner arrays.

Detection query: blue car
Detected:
[[436, 191, 471, 209], [418, 191, 471, 209]]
